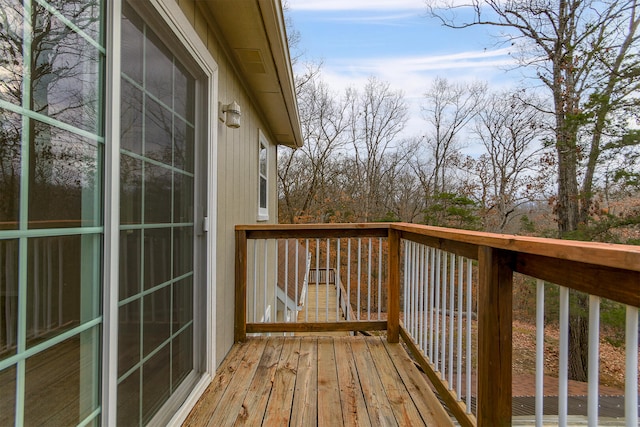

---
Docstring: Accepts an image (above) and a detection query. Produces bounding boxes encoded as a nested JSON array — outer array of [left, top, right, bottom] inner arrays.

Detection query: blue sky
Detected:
[[286, 0, 523, 140]]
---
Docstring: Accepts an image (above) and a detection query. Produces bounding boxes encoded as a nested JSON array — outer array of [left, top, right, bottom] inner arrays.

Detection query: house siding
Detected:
[[177, 0, 280, 367]]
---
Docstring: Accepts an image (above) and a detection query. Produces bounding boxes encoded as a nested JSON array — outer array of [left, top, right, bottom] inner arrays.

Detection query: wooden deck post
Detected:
[[477, 246, 513, 426], [235, 229, 247, 342], [387, 228, 400, 343]]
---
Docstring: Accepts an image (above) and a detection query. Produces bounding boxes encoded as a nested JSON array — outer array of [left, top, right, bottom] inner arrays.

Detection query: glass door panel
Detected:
[[118, 3, 198, 425], [0, 0, 104, 425]]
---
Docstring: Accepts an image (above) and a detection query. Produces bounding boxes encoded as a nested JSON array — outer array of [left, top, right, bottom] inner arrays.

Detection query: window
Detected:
[[258, 131, 269, 220], [0, 0, 105, 425]]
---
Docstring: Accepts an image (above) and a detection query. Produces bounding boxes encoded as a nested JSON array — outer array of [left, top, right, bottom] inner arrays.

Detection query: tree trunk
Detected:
[[556, 143, 580, 235], [552, 42, 581, 237], [568, 292, 589, 382], [552, 40, 589, 380], [556, 125, 589, 382]]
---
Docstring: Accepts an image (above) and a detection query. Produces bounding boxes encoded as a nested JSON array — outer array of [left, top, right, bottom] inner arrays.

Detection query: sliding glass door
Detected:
[[0, 0, 104, 425], [0, 1, 207, 425], [117, 3, 202, 425]]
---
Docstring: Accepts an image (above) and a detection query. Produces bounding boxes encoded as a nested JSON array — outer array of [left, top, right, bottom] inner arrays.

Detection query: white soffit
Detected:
[[203, 0, 302, 148]]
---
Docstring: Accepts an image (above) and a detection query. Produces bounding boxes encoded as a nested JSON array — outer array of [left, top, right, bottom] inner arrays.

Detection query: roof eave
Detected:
[[203, 0, 303, 148]]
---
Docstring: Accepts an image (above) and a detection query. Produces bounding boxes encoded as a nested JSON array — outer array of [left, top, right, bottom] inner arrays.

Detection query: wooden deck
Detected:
[[183, 336, 453, 426], [296, 284, 350, 336]]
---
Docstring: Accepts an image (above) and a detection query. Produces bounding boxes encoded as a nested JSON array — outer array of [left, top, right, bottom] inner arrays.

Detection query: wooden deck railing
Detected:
[[235, 223, 640, 427]]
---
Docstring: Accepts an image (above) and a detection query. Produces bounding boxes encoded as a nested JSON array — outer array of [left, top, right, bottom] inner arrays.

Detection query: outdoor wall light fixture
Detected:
[[220, 101, 242, 128]]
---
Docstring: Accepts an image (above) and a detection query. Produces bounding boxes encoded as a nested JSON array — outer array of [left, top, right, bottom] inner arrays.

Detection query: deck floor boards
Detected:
[[349, 338, 398, 427], [290, 337, 318, 426], [263, 337, 301, 425], [334, 338, 371, 427], [297, 284, 350, 336], [184, 336, 453, 427], [233, 338, 283, 426], [206, 339, 267, 426]]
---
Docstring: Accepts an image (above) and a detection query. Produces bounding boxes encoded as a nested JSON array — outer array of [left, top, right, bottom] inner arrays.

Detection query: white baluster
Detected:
[[284, 240, 289, 324], [326, 238, 330, 322], [559, 286, 569, 426], [625, 305, 638, 427], [588, 295, 600, 426], [253, 241, 257, 323], [457, 255, 463, 398], [378, 238, 382, 319], [434, 249, 441, 371], [536, 279, 545, 427], [367, 238, 372, 321], [466, 258, 472, 414], [315, 238, 320, 322], [442, 252, 448, 379], [449, 254, 455, 389], [357, 238, 361, 321], [295, 242, 299, 324]]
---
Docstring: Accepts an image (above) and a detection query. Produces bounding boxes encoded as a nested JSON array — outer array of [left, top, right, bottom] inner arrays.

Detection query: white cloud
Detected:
[[303, 48, 520, 103], [287, 1, 522, 148], [345, 48, 514, 72], [298, 47, 520, 139], [287, 0, 427, 11], [329, 48, 517, 82], [324, 12, 420, 24]]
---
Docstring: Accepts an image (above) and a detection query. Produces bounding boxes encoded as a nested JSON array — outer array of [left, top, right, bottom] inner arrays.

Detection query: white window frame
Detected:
[[258, 130, 269, 221]]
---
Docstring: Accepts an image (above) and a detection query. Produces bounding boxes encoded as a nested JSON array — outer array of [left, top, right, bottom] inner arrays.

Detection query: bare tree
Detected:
[[425, 0, 640, 235], [379, 140, 426, 223], [470, 90, 548, 231], [420, 77, 487, 196], [348, 77, 409, 222], [278, 68, 351, 223], [282, 0, 303, 67]]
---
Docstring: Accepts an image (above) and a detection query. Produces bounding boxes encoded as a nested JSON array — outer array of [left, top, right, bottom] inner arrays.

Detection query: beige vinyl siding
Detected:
[[178, 0, 280, 366]]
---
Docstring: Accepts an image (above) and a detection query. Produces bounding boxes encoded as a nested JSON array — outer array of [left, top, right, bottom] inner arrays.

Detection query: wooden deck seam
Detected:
[[382, 339, 455, 426], [263, 337, 301, 425], [334, 337, 372, 427], [365, 337, 426, 426], [233, 337, 284, 426], [317, 336, 344, 426], [290, 337, 318, 426], [205, 339, 268, 427], [350, 337, 399, 427], [183, 338, 251, 427]]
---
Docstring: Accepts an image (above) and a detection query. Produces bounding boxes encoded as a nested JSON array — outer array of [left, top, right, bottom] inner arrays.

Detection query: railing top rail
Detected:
[[236, 222, 640, 273], [236, 223, 390, 239], [236, 223, 391, 231], [392, 223, 640, 273]]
